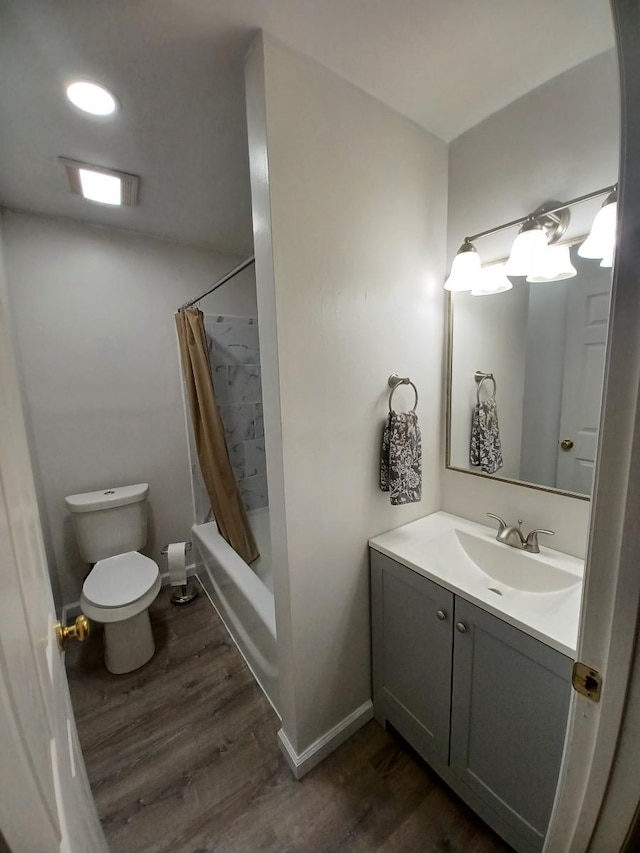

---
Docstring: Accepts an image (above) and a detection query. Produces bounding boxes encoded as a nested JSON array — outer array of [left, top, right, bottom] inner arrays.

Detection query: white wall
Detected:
[[2, 211, 256, 606], [246, 34, 448, 757], [443, 49, 619, 558]]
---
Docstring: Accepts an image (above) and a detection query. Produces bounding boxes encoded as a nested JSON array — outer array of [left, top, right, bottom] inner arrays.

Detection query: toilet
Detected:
[[65, 483, 161, 674]]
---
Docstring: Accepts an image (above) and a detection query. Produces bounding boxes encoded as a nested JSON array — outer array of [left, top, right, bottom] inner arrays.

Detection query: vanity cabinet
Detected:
[[371, 550, 573, 853]]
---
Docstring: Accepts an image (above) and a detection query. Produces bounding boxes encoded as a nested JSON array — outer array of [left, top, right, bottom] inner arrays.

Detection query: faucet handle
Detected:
[[524, 528, 555, 553], [486, 512, 508, 531]]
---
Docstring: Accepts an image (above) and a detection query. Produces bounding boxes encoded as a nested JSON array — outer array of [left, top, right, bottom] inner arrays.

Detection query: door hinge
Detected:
[[572, 662, 602, 702]]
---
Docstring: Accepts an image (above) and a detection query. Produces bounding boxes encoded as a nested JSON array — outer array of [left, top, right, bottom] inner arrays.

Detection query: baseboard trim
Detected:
[[278, 700, 374, 780], [60, 562, 196, 622]]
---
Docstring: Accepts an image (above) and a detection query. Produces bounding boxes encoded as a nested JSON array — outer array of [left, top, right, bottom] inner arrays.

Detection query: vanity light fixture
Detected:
[[444, 240, 483, 292], [444, 184, 617, 292], [65, 80, 118, 116], [578, 189, 617, 260], [60, 158, 140, 207]]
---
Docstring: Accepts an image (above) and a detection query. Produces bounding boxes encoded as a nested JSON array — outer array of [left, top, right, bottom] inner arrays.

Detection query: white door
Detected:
[[555, 254, 612, 494], [0, 295, 108, 852]]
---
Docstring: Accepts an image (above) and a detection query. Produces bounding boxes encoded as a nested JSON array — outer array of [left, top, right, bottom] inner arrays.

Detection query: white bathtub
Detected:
[[192, 507, 279, 712]]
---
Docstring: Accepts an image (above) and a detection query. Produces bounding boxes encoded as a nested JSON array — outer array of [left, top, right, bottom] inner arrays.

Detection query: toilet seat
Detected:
[[81, 551, 161, 623]]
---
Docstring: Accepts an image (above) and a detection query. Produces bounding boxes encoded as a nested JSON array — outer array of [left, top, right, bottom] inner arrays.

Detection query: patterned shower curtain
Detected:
[[175, 307, 258, 564]]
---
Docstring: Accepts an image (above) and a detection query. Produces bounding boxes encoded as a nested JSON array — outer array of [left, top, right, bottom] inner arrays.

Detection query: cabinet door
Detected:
[[371, 550, 454, 770], [451, 598, 572, 852]]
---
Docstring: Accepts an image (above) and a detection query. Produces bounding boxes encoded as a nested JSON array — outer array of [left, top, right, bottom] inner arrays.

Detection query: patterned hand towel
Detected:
[[470, 396, 503, 474], [380, 411, 422, 505]]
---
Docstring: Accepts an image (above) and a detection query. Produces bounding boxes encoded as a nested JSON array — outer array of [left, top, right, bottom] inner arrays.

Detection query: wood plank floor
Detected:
[[66, 583, 513, 853]]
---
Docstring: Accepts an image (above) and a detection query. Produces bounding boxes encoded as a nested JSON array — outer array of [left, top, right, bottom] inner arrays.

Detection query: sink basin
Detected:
[[370, 510, 585, 656], [453, 529, 581, 593]]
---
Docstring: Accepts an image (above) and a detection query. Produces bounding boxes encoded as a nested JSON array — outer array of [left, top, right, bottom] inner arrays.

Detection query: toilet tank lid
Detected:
[[65, 483, 149, 513]]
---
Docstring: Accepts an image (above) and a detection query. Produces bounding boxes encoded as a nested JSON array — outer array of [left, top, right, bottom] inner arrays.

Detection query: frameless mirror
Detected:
[[447, 244, 613, 498]]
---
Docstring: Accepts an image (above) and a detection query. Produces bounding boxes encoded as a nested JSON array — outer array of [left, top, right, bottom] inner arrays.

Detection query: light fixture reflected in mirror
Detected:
[[471, 263, 513, 296], [526, 244, 577, 282]]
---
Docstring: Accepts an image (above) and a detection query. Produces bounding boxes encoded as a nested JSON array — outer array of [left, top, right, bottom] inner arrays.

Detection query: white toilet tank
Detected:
[[65, 483, 150, 563]]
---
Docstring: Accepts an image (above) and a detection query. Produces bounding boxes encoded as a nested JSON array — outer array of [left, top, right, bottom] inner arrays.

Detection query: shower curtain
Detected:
[[175, 307, 259, 564]]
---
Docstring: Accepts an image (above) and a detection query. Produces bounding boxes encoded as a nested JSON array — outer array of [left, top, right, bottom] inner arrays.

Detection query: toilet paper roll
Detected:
[[167, 542, 188, 587]]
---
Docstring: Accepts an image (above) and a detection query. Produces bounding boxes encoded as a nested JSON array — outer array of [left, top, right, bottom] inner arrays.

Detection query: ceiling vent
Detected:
[[60, 158, 139, 206]]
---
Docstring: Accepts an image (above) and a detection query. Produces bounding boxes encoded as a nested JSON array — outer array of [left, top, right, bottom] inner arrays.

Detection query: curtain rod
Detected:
[[465, 184, 617, 244], [180, 255, 255, 310]]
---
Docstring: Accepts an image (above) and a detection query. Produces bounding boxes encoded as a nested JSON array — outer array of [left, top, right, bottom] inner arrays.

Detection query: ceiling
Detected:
[[0, 1, 614, 255]]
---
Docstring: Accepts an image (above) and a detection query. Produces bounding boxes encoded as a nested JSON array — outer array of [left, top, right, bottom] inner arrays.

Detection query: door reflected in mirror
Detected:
[[447, 244, 612, 498]]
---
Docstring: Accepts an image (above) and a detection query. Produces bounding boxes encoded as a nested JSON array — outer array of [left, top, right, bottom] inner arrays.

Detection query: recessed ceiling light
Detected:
[[78, 169, 122, 205], [65, 81, 118, 116], [60, 158, 139, 207]]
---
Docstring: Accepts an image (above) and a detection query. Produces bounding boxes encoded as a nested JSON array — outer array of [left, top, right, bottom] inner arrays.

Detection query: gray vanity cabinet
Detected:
[[450, 596, 573, 852], [371, 549, 573, 853], [370, 550, 454, 772]]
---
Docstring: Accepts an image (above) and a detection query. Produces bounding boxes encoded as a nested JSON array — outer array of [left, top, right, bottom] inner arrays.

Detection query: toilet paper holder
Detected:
[[162, 541, 198, 606], [161, 541, 192, 555]]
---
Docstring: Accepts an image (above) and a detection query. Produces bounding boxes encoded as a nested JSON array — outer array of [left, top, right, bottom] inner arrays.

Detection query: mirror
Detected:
[[447, 243, 613, 498]]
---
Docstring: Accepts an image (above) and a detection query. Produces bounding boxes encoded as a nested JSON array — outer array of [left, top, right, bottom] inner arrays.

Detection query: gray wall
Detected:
[[3, 210, 257, 606]]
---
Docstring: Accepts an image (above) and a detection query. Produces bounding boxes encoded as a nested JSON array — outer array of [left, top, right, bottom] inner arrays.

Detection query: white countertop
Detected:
[[369, 511, 584, 657]]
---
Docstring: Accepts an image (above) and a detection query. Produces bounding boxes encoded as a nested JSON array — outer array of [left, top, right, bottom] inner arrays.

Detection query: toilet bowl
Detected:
[[80, 551, 161, 674], [65, 483, 162, 674]]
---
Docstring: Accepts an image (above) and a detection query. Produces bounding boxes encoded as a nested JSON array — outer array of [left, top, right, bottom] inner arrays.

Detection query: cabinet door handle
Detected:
[[456, 622, 467, 633], [436, 610, 447, 621]]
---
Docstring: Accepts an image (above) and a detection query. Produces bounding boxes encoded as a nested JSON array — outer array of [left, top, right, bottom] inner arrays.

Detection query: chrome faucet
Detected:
[[486, 513, 554, 554]]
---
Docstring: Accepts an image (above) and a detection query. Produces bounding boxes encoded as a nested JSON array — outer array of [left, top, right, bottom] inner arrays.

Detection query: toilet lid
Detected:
[[83, 552, 159, 608]]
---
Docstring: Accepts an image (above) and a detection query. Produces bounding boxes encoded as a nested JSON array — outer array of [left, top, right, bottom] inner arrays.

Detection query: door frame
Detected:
[[544, 3, 640, 849]]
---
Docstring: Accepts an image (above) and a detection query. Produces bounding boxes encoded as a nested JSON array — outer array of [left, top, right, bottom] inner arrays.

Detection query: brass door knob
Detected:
[[55, 615, 90, 650], [560, 438, 574, 451]]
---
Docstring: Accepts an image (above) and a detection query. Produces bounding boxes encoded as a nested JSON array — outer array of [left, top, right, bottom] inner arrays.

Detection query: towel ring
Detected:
[[388, 375, 419, 413], [474, 371, 497, 405]]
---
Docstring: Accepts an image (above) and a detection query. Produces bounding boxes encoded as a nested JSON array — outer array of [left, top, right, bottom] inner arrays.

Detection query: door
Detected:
[[370, 550, 453, 773], [450, 598, 573, 853], [0, 294, 108, 851], [555, 252, 612, 494]]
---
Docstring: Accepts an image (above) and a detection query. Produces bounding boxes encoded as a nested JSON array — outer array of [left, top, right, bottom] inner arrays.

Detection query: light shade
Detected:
[[600, 250, 614, 268], [66, 81, 118, 116], [471, 264, 513, 296], [444, 241, 483, 292], [526, 244, 577, 282], [504, 224, 548, 276], [578, 198, 617, 260]]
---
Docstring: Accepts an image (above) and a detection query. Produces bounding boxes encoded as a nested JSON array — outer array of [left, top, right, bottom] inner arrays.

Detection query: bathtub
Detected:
[[192, 507, 279, 712]]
